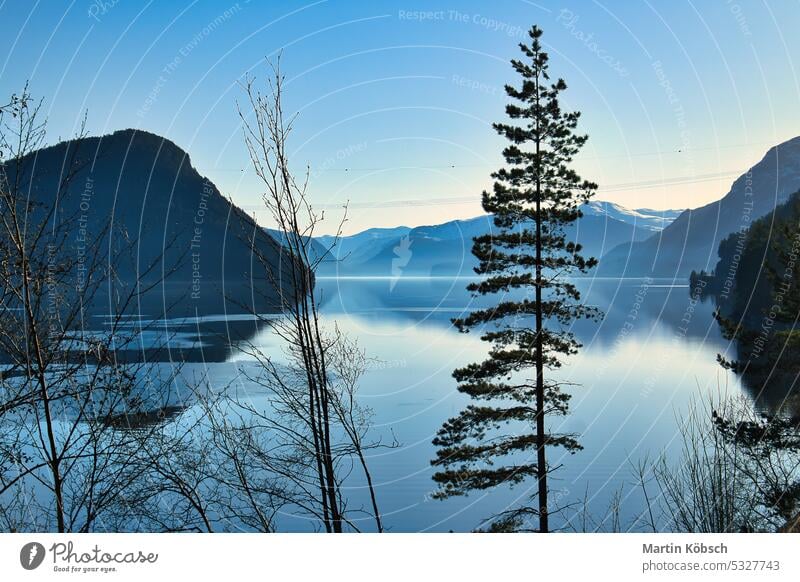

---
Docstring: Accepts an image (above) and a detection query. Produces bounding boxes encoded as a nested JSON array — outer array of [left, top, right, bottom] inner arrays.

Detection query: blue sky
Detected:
[[1, 0, 798, 234]]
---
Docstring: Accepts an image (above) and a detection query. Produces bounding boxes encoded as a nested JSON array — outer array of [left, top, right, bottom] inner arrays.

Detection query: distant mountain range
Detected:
[[583, 201, 683, 232], [21, 129, 798, 311], [309, 137, 800, 279], [8, 129, 293, 316], [313, 202, 683, 277], [598, 136, 800, 277]]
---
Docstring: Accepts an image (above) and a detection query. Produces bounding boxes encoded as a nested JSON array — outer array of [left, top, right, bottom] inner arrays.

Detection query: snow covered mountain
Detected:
[[584, 201, 684, 232]]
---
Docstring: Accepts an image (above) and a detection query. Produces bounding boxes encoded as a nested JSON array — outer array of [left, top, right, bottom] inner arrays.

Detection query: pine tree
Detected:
[[431, 26, 599, 533]]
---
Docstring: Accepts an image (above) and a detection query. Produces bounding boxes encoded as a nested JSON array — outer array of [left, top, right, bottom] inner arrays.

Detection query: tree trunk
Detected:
[[23, 256, 66, 533], [534, 95, 548, 534]]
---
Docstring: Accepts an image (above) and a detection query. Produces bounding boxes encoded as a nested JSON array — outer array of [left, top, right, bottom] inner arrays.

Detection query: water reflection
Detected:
[[67, 277, 765, 531], [95, 314, 273, 364], [209, 277, 748, 531]]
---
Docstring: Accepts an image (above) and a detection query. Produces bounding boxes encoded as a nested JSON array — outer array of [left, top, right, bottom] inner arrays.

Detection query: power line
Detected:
[[238, 170, 741, 211], [599, 170, 739, 192], [197, 140, 775, 173]]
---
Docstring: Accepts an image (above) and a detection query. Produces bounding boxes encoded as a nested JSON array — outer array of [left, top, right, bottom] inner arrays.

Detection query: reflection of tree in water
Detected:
[[107, 405, 187, 431], [724, 331, 800, 417], [715, 330, 800, 531]]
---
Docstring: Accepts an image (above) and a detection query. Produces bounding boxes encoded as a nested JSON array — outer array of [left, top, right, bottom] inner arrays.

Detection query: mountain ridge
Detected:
[[598, 135, 800, 277], [6, 128, 293, 316], [314, 201, 683, 277]]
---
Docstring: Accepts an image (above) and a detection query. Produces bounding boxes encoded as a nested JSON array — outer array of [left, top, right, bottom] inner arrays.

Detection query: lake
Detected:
[[140, 275, 746, 532]]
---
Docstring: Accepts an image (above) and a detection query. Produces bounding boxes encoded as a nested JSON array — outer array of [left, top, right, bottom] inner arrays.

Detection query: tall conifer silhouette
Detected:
[[431, 26, 599, 532]]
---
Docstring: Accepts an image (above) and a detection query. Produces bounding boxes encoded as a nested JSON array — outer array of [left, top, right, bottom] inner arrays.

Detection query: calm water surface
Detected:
[[139, 277, 745, 532]]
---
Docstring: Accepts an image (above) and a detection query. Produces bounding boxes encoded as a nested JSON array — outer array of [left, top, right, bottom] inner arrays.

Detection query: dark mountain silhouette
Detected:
[[598, 136, 800, 277], [6, 129, 293, 318], [315, 202, 676, 277], [702, 189, 800, 327], [265, 228, 332, 265], [695, 190, 800, 410]]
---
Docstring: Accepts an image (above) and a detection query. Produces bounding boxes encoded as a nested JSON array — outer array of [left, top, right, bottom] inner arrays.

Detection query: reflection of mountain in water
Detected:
[[92, 277, 726, 369], [314, 277, 725, 345], [108, 405, 186, 431], [47, 276, 732, 429], [101, 314, 272, 363], [727, 338, 800, 415]]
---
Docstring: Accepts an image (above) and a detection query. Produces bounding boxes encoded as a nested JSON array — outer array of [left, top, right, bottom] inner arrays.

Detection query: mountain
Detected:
[[700, 189, 800, 327], [265, 228, 332, 265], [6, 129, 294, 316], [584, 201, 684, 232], [695, 190, 800, 409], [316, 226, 412, 266], [315, 201, 680, 277], [598, 136, 800, 277]]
